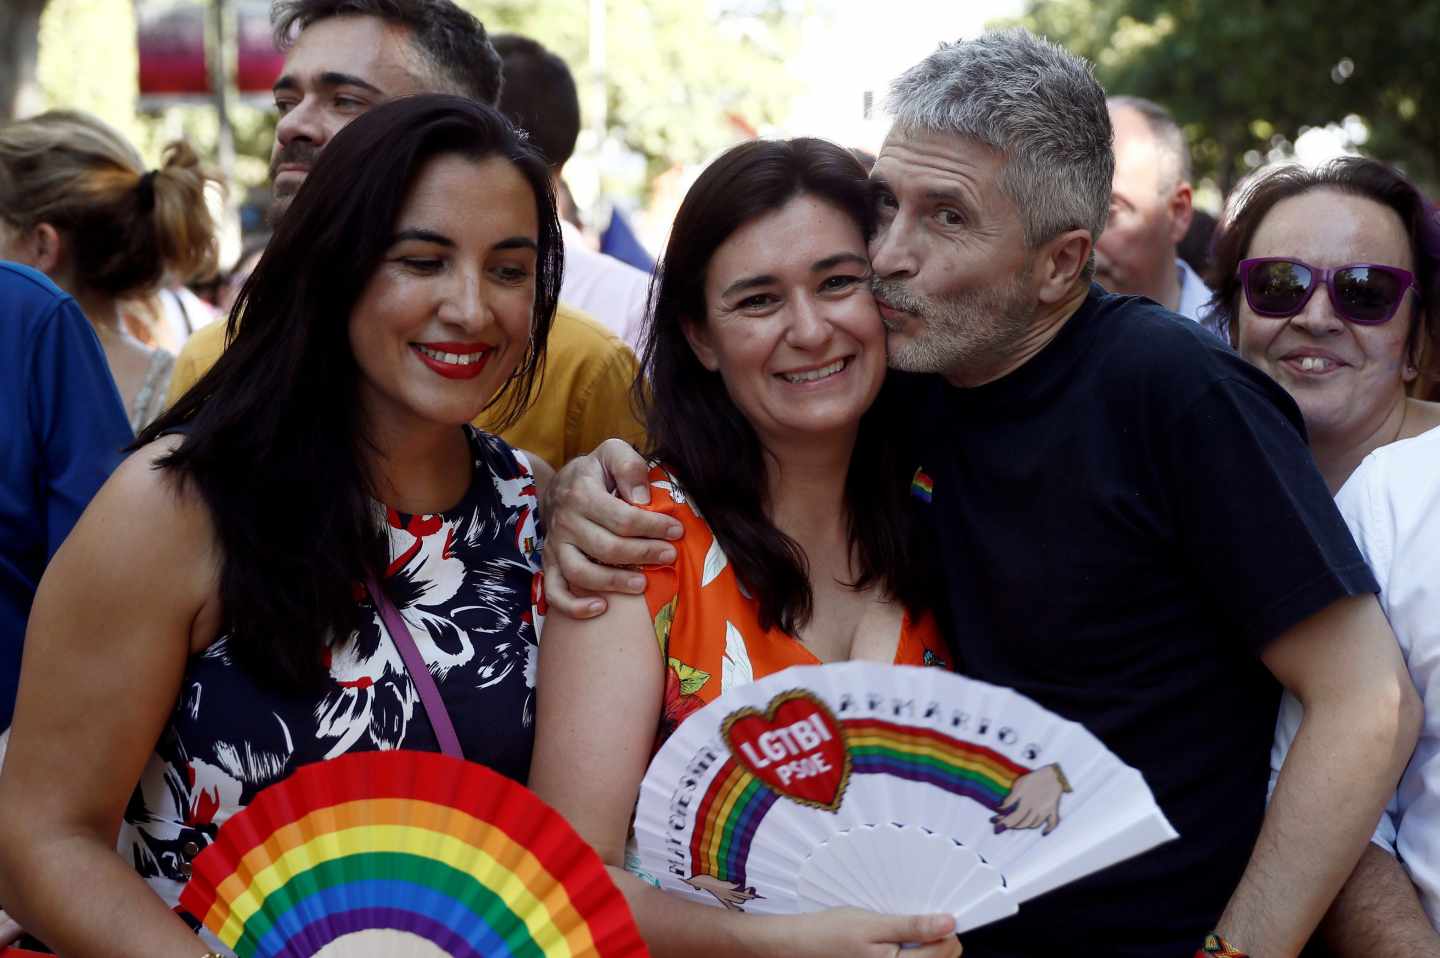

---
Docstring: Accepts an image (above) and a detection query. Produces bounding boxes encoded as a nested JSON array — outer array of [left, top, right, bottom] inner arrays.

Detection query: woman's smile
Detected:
[[412, 341, 495, 379], [774, 355, 854, 387]]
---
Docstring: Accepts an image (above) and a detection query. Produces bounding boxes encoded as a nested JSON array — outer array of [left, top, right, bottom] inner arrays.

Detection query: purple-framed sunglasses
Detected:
[[1237, 257, 1420, 325]]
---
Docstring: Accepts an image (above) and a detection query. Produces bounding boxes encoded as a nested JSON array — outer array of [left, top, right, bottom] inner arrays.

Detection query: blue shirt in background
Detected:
[[1, 262, 133, 728]]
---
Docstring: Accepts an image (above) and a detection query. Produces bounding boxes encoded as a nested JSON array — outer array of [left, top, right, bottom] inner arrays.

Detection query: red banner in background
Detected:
[[137, 0, 282, 100], [235, 2, 282, 92]]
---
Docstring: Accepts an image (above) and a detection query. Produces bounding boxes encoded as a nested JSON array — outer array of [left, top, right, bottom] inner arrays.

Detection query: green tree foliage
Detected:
[[24, 0, 800, 194], [475, 0, 801, 177], [999, 0, 1440, 193], [32, 0, 139, 139]]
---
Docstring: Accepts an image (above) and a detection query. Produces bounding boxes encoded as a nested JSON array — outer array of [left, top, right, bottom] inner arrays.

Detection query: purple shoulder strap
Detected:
[[364, 572, 464, 759]]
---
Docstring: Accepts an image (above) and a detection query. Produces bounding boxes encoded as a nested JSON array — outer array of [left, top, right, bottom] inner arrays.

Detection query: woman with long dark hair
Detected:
[[0, 94, 561, 956], [529, 139, 959, 958]]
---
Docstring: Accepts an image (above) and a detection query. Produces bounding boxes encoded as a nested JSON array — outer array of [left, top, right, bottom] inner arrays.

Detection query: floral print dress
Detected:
[[119, 427, 544, 931]]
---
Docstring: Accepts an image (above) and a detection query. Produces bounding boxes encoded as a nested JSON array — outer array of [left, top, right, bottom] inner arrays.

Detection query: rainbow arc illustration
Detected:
[[633, 661, 1177, 933]]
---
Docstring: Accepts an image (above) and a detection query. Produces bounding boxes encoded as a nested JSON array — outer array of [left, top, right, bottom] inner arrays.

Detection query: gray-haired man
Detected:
[[542, 29, 1418, 957]]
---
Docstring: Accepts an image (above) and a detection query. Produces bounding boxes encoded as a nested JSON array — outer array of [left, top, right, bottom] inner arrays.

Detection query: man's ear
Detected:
[[1033, 228, 1092, 305], [681, 317, 720, 371], [1168, 181, 1195, 246]]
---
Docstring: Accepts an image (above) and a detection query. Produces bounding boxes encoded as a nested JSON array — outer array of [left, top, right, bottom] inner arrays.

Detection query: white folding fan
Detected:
[[631, 661, 1177, 934]]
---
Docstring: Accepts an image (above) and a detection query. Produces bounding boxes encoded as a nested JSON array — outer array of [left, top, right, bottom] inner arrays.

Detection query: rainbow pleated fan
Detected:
[[180, 750, 648, 957], [632, 661, 1177, 934]]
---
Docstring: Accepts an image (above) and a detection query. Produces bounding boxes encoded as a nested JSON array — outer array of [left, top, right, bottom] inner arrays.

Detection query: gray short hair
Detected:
[[886, 28, 1113, 249], [1108, 95, 1191, 190]]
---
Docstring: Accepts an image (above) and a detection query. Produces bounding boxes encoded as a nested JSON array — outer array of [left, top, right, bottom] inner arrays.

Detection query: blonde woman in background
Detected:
[[0, 111, 217, 431]]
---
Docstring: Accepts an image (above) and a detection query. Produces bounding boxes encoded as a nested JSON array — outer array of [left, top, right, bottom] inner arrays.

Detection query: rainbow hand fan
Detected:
[[632, 662, 1176, 934], [180, 750, 648, 957]]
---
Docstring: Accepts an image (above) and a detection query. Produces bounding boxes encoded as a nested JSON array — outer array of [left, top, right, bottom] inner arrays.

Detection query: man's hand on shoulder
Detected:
[[542, 439, 683, 618]]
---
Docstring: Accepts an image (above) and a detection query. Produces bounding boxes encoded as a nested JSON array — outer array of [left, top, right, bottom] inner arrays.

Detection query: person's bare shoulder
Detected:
[[53, 435, 223, 651]]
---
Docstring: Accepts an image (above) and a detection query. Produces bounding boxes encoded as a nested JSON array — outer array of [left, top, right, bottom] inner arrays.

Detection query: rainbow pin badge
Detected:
[[910, 468, 934, 503]]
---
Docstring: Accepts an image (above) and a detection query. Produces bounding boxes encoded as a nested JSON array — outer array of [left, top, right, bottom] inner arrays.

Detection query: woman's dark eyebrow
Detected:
[[390, 228, 453, 247], [812, 252, 869, 272], [389, 232, 537, 252], [719, 253, 868, 298], [720, 274, 776, 299]]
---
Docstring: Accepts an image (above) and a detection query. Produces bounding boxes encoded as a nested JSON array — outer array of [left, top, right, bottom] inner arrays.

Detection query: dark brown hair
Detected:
[[493, 33, 581, 170], [139, 95, 561, 689], [273, 0, 503, 106], [637, 137, 935, 634], [1207, 157, 1440, 392]]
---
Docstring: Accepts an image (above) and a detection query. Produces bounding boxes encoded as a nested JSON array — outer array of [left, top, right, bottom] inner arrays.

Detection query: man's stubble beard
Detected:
[[872, 268, 1037, 379], [266, 138, 320, 227]]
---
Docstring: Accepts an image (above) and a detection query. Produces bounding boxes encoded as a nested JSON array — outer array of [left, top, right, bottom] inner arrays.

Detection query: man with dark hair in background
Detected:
[[1096, 95, 1220, 335], [166, 0, 644, 469], [493, 33, 651, 350]]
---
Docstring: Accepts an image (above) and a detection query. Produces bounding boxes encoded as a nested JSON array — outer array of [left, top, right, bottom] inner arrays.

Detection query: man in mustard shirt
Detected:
[[169, 0, 644, 470]]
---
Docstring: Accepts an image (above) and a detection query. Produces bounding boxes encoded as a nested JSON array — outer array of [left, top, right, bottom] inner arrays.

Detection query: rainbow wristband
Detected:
[[1195, 933, 1248, 958]]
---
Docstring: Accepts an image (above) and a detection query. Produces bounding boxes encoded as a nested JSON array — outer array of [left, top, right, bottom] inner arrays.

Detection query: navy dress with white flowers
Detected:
[[119, 426, 545, 923]]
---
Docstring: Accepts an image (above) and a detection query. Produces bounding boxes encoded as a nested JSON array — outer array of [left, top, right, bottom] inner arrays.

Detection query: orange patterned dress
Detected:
[[639, 465, 951, 750]]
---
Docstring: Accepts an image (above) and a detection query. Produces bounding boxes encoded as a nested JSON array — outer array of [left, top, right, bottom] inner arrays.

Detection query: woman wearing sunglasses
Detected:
[[1212, 157, 1440, 954], [1208, 156, 1439, 493]]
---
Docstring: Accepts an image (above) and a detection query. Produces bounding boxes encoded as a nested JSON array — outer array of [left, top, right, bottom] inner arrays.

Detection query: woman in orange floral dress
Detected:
[[530, 139, 959, 958]]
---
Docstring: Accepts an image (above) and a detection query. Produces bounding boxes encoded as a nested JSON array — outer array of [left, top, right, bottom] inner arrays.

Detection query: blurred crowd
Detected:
[[0, 3, 1438, 957]]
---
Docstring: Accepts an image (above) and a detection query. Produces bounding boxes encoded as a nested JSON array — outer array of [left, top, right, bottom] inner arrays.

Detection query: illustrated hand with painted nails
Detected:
[[684, 873, 763, 910], [991, 763, 1071, 835]]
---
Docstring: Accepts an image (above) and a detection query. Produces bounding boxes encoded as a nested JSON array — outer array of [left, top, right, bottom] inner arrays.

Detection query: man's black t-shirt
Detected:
[[898, 287, 1377, 956]]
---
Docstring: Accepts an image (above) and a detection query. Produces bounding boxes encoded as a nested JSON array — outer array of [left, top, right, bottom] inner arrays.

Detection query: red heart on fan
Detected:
[[723, 690, 852, 812]]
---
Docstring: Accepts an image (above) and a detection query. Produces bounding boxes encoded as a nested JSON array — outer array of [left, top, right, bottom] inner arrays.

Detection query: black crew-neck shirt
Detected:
[[898, 286, 1377, 956]]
